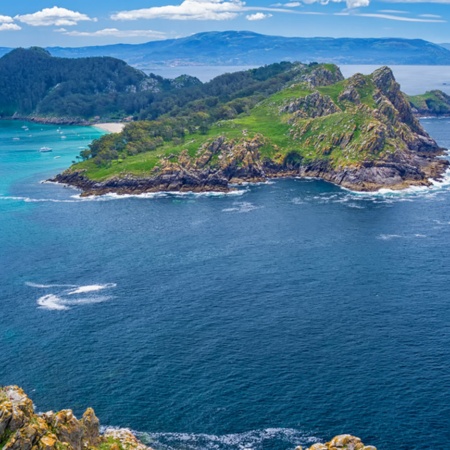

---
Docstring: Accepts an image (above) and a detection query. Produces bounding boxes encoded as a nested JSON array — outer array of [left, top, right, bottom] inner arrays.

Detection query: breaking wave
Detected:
[[132, 427, 320, 450]]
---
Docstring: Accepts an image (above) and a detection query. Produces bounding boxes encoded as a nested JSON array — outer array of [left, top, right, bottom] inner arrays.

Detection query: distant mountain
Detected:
[[0, 47, 199, 121], [44, 31, 450, 68], [1, 32, 449, 68]]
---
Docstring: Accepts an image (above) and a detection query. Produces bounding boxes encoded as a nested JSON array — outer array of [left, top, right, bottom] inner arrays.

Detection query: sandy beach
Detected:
[[93, 123, 125, 133]]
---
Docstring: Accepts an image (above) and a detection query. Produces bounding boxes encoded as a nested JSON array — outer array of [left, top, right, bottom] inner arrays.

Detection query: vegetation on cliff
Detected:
[[55, 63, 448, 194], [408, 90, 450, 116]]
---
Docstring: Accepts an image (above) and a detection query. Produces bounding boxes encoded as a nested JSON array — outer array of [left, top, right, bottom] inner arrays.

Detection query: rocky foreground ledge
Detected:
[[0, 385, 376, 450]]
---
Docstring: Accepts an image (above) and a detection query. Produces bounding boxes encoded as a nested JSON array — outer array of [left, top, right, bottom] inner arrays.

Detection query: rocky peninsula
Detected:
[[53, 65, 449, 195], [1, 385, 376, 450]]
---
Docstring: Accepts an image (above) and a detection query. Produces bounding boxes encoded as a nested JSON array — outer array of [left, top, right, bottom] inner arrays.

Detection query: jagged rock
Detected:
[[304, 435, 376, 450], [281, 92, 341, 118], [298, 65, 345, 88]]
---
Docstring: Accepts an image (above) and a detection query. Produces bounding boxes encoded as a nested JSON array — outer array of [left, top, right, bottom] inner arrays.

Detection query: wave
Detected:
[[133, 427, 319, 450], [27, 282, 116, 311]]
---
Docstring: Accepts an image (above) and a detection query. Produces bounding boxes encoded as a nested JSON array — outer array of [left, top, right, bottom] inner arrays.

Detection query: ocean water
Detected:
[[1, 118, 450, 450]]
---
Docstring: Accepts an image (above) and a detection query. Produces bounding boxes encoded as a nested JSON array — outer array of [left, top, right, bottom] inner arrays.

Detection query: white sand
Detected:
[[93, 123, 125, 133]]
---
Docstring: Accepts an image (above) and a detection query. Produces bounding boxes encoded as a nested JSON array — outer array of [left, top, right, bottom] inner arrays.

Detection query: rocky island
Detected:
[[0, 385, 376, 450], [53, 63, 449, 194]]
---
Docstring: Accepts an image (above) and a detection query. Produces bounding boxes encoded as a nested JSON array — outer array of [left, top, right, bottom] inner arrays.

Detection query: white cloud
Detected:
[[0, 23, 21, 31], [16, 7, 95, 27], [284, 2, 302, 6], [112, 0, 244, 21], [246, 12, 273, 19], [336, 11, 446, 21], [57, 27, 167, 39], [418, 13, 442, 17], [0, 15, 14, 23]]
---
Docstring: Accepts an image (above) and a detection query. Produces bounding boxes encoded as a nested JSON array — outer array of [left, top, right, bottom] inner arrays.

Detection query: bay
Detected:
[[1, 117, 450, 450]]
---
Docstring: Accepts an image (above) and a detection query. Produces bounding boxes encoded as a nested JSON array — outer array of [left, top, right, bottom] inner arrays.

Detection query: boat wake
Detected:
[[26, 282, 117, 311]]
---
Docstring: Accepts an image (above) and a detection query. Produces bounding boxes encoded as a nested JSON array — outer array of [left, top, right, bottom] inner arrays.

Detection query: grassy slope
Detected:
[[408, 90, 450, 115], [72, 73, 394, 181]]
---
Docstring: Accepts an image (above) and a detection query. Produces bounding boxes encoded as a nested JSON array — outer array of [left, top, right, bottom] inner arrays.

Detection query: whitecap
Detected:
[[377, 234, 402, 240], [222, 202, 260, 213]]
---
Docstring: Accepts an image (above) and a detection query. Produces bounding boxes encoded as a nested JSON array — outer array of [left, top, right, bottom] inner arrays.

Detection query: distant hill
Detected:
[[0, 47, 199, 121], [46, 32, 450, 67], [1, 32, 449, 68]]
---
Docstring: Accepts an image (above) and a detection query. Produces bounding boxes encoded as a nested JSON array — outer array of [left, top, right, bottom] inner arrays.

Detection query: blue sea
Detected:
[[1, 118, 450, 450]]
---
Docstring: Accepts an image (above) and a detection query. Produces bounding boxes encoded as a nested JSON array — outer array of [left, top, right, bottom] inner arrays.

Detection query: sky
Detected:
[[0, 0, 449, 48]]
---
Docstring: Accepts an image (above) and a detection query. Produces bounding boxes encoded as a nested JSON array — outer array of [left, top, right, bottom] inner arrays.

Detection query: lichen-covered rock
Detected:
[[0, 386, 152, 450], [304, 435, 376, 450], [281, 92, 341, 118]]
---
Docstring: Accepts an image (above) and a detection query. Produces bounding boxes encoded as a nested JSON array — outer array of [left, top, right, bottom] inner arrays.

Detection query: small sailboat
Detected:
[[39, 146, 52, 152]]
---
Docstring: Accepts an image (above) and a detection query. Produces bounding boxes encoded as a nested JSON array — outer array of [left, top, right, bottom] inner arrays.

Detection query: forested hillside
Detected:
[[0, 47, 192, 120]]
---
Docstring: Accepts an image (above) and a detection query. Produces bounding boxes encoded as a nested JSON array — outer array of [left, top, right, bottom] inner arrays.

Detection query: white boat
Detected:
[[39, 146, 52, 152], [12, 137, 20, 141]]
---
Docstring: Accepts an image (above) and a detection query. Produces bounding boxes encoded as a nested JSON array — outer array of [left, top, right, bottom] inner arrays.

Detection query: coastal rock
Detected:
[[304, 435, 376, 450], [0, 386, 152, 450]]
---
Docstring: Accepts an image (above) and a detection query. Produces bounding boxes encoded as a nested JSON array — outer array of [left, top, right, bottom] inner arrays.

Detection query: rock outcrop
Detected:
[[0, 386, 152, 450], [300, 434, 376, 450]]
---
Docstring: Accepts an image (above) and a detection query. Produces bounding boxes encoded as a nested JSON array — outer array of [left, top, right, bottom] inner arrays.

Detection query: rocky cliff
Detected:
[[54, 65, 449, 194], [0, 386, 150, 450]]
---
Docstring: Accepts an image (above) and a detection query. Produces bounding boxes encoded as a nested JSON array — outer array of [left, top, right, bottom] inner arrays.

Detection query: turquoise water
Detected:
[[1, 119, 450, 450]]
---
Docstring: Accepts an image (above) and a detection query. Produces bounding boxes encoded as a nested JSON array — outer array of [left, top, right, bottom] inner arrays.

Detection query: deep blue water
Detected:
[[1, 119, 450, 450]]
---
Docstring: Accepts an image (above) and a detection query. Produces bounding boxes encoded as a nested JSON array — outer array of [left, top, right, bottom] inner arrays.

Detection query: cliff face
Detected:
[[54, 65, 449, 195], [0, 386, 150, 450]]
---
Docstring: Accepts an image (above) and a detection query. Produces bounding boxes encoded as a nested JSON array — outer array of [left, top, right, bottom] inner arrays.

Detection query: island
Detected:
[[53, 63, 449, 194], [0, 385, 376, 450]]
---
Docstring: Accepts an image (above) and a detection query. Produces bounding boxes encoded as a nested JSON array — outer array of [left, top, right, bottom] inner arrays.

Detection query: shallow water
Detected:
[[1, 119, 450, 449]]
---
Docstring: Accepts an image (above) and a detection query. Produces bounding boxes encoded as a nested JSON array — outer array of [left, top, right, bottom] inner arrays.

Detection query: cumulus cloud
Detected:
[[15, 7, 95, 27], [112, 0, 244, 21], [246, 12, 273, 19], [0, 15, 14, 23], [0, 23, 21, 31], [57, 27, 167, 39]]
